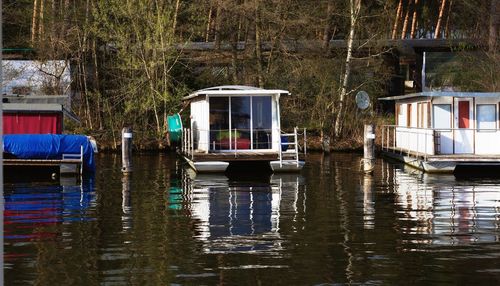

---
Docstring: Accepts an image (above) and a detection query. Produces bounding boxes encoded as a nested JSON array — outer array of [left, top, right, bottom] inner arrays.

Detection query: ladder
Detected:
[[279, 127, 300, 167]]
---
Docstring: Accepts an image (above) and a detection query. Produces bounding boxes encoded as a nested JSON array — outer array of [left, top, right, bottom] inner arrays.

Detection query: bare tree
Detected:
[[334, 0, 361, 138]]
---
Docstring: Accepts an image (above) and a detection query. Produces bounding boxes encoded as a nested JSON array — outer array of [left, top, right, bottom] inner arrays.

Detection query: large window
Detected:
[[209, 97, 229, 150], [209, 96, 273, 150], [433, 104, 451, 129], [231, 97, 251, 150], [252, 96, 272, 149], [476, 104, 496, 130]]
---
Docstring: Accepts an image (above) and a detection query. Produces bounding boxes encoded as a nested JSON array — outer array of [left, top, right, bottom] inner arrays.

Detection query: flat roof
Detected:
[[3, 103, 63, 112], [183, 85, 290, 101], [379, 91, 500, 101]]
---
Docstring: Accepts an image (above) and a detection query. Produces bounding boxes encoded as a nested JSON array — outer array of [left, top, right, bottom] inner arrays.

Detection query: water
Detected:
[[4, 153, 500, 285]]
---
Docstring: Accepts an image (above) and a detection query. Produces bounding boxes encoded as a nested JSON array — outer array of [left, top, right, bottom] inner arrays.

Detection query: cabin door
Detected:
[[454, 99, 474, 154]]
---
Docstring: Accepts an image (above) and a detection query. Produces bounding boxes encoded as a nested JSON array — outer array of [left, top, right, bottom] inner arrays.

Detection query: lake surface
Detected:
[[4, 152, 500, 285]]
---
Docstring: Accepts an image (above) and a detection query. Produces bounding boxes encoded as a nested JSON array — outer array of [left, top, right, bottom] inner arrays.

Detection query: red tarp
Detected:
[[3, 113, 62, 134]]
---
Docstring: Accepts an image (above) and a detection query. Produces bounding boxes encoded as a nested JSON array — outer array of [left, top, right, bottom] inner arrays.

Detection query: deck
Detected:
[[382, 147, 500, 173], [180, 150, 305, 162]]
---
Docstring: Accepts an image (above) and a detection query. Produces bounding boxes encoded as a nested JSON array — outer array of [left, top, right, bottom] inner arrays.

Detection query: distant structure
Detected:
[[1, 60, 77, 134]]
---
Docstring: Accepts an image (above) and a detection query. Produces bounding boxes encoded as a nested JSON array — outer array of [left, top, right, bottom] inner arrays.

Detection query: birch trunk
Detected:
[[205, 4, 212, 42], [435, 0, 447, 39], [334, 0, 360, 138], [392, 0, 403, 39]]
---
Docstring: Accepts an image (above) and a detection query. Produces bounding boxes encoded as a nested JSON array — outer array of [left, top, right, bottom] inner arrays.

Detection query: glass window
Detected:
[[252, 96, 272, 149], [477, 104, 496, 130], [432, 104, 451, 129], [230, 97, 251, 150], [209, 97, 229, 150]]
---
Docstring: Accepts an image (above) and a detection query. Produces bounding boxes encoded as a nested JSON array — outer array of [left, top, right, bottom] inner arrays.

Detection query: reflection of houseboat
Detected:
[[178, 86, 306, 172], [169, 170, 305, 253], [380, 161, 500, 245], [380, 91, 500, 173]]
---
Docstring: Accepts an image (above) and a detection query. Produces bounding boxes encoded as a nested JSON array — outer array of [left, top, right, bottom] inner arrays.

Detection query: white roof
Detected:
[[379, 91, 500, 101], [183, 85, 290, 101]]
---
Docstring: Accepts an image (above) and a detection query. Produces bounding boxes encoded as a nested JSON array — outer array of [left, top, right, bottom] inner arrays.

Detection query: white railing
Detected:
[[382, 125, 435, 160], [382, 125, 500, 157], [182, 127, 194, 159], [181, 127, 307, 162], [279, 127, 307, 167]]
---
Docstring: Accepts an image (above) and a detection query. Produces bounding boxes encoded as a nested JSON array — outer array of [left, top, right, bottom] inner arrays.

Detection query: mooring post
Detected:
[[122, 127, 133, 173], [363, 124, 375, 174]]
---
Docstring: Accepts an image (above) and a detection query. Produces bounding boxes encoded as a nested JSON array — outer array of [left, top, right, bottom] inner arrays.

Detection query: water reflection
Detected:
[[169, 168, 306, 254], [382, 162, 500, 246], [4, 177, 96, 263]]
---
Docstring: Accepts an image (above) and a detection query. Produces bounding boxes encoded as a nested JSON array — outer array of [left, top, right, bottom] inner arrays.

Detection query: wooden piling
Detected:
[[122, 127, 133, 173], [363, 124, 375, 173]]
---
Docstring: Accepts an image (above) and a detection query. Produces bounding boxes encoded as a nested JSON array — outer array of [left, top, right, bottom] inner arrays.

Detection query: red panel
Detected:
[[3, 113, 62, 134], [458, 101, 469, 128]]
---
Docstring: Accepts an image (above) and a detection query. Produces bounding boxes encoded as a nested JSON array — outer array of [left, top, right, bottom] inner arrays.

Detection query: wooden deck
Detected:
[[4, 158, 82, 166], [180, 150, 304, 162]]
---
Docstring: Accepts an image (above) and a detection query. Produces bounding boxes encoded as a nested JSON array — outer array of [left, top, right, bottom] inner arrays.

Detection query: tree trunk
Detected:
[[401, 0, 412, 39], [322, 1, 334, 49], [435, 0, 447, 39], [410, 0, 419, 38], [205, 4, 212, 42], [173, 0, 181, 34], [334, 0, 360, 138], [38, 0, 45, 40], [444, 0, 453, 38], [489, 0, 499, 52], [214, 2, 222, 49], [392, 0, 403, 39], [32, 0, 39, 44], [254, 0, 264, 88]]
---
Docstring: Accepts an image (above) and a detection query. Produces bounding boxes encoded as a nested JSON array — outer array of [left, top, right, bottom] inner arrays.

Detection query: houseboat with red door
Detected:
[[380, 91, 500, 173]]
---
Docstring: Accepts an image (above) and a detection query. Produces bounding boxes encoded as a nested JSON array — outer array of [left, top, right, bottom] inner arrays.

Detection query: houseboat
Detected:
[[380, 91, 500, 173], [2, 94, 96, 177], [177, 85, 306, 172]]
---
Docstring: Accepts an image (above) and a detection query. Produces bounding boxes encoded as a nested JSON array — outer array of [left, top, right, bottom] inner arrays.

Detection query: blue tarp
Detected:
[[3, 134, 95, 172]]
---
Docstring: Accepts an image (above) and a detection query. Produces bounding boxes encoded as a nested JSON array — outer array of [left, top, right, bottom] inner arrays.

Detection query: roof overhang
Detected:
[[379, 91, 500, 101], [182, 85, 290, 101]]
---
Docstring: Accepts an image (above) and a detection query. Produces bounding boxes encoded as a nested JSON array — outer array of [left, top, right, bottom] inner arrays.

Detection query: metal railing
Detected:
[[279, 127, 307, 167], [181, 127, 307, 163]]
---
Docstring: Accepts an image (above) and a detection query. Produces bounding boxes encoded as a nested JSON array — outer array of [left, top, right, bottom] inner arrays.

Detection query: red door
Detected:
[[458, 101, 470, 128]]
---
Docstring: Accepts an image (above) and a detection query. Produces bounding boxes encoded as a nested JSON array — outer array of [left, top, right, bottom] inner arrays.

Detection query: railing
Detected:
[[382, 125, 435, 160], [279, 127, 307, 167], [182, 127, 194, 159], [181, 127, 307, 163], [382, 125, 500, 158]]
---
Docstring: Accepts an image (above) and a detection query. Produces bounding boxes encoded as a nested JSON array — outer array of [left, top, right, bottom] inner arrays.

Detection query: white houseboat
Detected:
[[178, 85, 306, 172], [380, 91, 500, 173]]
